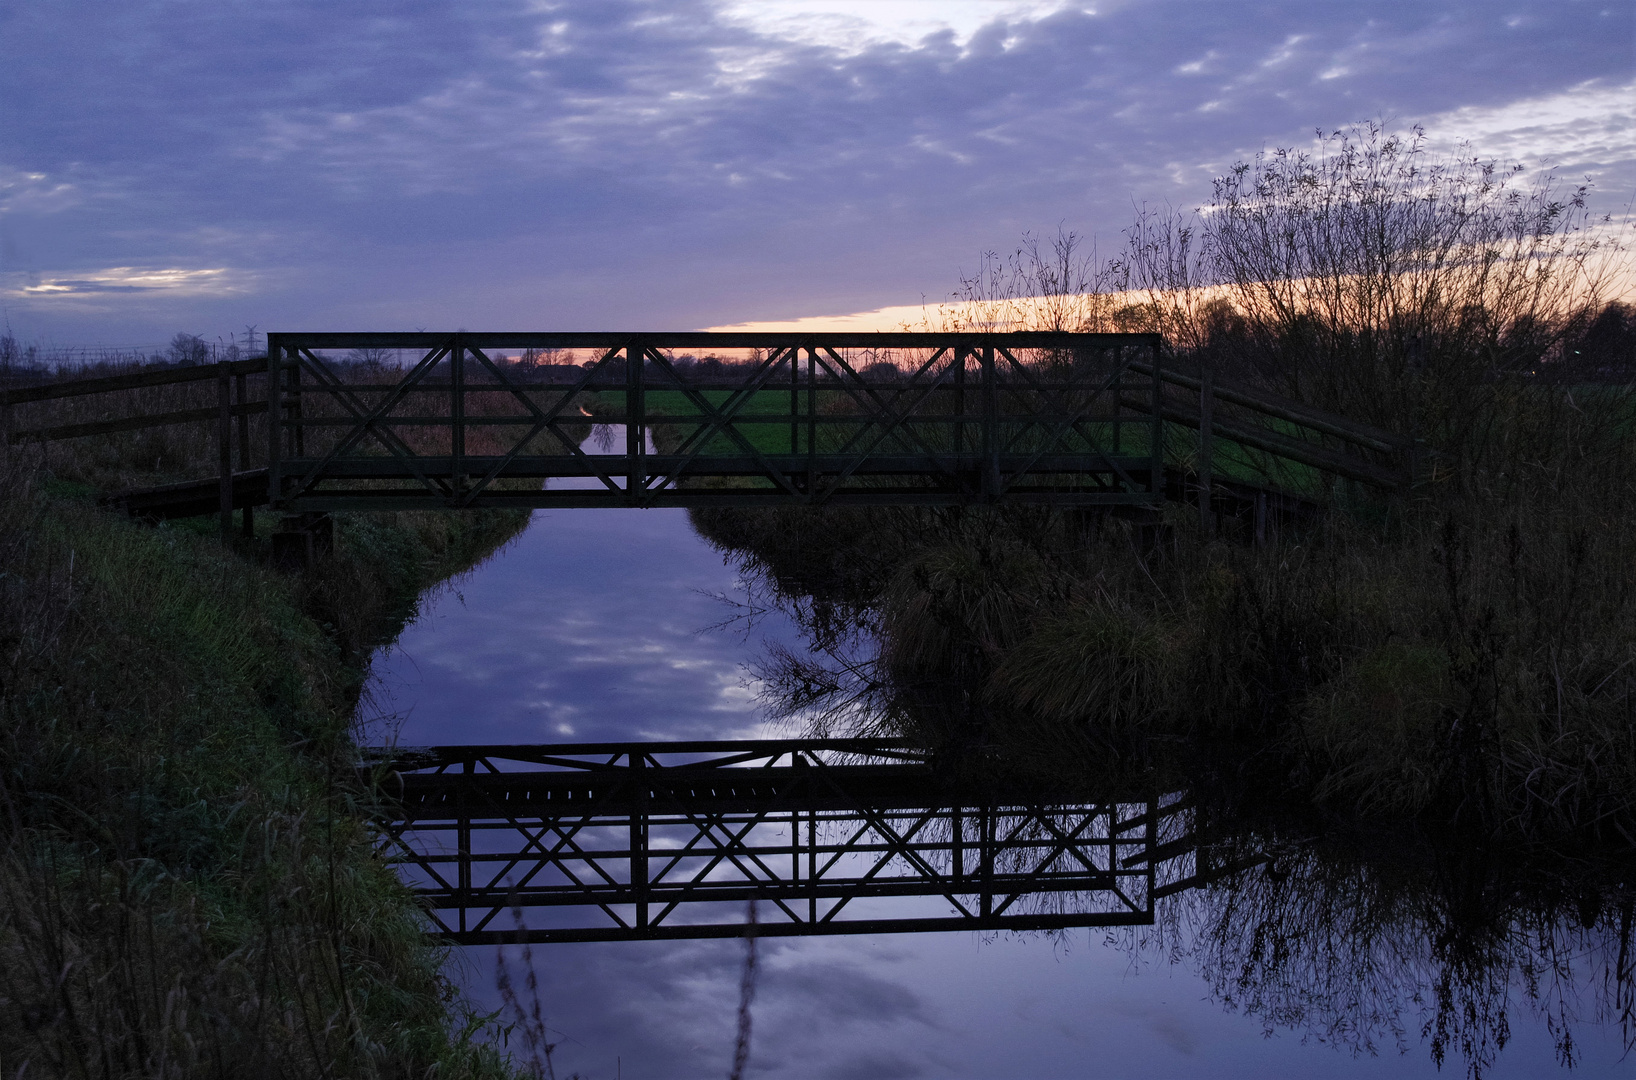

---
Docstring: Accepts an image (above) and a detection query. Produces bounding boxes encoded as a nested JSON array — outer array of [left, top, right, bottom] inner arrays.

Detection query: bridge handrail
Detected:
[[1126, 359, 1408, 454], [1120, 390, 1407, 489], [362, 738, 930, 772], [0, 355, 268, 407]]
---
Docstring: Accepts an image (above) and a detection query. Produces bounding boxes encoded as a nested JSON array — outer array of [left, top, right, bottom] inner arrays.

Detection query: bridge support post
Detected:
[[1148, 343, 1164, 509], [626, 342, 645, 504], [1198, 361, 1214, 537], [217, 362, 233, 542], [265, 335, 282, 515], [451, 336, 465, 501], [458, 758, 472, 937], [981, 346, 998, 501], [631, 751, 648, 930], [235, 369, 254, 538], [271, 512, 332, 571], [805, 348, 817, 501]]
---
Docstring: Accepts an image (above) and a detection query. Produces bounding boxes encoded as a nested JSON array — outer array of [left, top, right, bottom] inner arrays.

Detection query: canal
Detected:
[[365, 435, 1630, 1079]]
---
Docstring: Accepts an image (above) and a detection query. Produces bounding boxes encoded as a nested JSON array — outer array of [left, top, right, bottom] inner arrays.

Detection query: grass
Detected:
[[688, 339, 1636, 848], [0, 355, 584, 1076], [599, 383, 1337, 503]]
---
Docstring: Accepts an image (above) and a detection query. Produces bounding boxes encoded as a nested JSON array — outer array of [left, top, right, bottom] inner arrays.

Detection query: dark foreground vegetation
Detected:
[[693, 127, 1636, 1075], [0, 353, 570, 1076]]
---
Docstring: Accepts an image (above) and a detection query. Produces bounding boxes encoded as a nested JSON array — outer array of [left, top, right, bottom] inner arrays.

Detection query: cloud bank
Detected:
[[0, 0, 1630, 342]]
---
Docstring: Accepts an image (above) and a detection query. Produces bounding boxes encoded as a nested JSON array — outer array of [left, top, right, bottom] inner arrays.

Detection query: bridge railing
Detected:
[[5, 332, 1416, 532], [265, 332, 1169, 511], [361, 739, 1243, 943], [1, 356, 269, 536]]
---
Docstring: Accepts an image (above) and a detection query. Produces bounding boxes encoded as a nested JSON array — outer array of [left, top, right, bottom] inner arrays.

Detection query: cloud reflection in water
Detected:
[[365, 494, 1626, 1078]]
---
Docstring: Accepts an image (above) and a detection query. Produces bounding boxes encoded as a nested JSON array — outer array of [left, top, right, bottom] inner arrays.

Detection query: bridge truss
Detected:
[[367, 740, 1215, 944], [265, 332, 1166, 512]]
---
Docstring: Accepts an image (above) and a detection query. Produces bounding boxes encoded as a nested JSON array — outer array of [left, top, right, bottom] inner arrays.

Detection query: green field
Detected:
[[588, 388, 1333, 495]]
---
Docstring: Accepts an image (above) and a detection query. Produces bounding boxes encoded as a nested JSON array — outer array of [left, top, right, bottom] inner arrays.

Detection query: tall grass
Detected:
[[0, 350, 575, 1075], [701, 123, 1636, 849]]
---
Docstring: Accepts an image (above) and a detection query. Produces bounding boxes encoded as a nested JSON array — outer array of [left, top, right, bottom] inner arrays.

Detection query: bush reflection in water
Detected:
[[699, 512, 1634, 1079]]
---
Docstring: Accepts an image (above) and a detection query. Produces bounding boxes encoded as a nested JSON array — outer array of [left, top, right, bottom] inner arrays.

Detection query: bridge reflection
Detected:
[[365, 740, 1246, 944]]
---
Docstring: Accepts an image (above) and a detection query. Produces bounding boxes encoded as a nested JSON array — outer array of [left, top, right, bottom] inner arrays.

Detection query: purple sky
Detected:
[[1, 0, 1631, 348]]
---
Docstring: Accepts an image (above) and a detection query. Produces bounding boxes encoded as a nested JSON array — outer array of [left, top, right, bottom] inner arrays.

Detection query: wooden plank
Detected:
[[1128, 360, 1404, 452], [8, 401, 268, 443], [218, 364, 233, 539], [0, 356, 266, 405], [1121, 392, 1406, 489], [271, 451, 1155, 479], [101, 469, 271, 520], [1199, 363, 1213, 534], [236, 371, 254, 536], [266, 331, 1163, 351]]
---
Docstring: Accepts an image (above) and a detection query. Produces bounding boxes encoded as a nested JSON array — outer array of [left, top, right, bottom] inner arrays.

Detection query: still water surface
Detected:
[[366, 442, 1629, 1079]]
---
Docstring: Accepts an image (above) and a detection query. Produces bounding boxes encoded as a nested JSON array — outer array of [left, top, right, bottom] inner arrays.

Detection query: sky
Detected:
[[1, 0, 1632, 349]]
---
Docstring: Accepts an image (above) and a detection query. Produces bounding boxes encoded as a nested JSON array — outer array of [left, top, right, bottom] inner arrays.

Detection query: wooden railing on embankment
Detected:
[[1, 357, 269, 538]]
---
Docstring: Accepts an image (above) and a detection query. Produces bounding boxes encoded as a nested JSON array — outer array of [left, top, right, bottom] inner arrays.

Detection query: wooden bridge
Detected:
[[3, 331, 1415, 543], [363, 739, 1244, 944], [6, 333, 1368, 939]]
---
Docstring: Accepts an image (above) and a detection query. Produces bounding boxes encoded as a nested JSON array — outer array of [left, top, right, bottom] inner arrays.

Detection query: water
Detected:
[[366, 438, 1631, 1079]]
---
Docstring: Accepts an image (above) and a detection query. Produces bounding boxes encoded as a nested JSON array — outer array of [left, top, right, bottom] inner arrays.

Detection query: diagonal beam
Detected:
[[284, 344, 453, 500], [644, 347, 804, 498]]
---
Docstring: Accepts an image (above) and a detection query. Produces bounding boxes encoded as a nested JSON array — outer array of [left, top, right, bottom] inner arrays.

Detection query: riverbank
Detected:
[[690, 372, 1636, 853], [697, 488, 1636, 849], [0, 447, 533, 1076]]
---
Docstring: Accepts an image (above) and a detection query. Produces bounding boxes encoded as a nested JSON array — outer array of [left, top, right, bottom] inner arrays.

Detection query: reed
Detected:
[[0, 350, 568, 1075], [696, 124, 1636, 851]]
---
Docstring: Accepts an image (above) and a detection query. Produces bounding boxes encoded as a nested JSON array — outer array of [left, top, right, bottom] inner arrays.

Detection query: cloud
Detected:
[[762, 961, 931, 1025], [1414, 78, 1636, 175], [1, 0, 1629, 342], [0, 165, 82, 216], [6, 266, 252, 298], [719, 0, 1072, 54]]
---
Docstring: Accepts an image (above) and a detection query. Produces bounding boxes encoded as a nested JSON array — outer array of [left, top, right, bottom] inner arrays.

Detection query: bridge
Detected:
[[363, 739, 1244, 944], [5, 332, 1397, 940], [4, 331, 1415, 543]]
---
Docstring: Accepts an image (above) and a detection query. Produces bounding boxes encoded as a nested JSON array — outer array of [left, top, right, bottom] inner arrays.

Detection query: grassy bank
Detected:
[[0, 453, 532, 1076], [695, 380, 1636, 853], [0, 355, 572, 1075], [690, 128, 1636, 853]]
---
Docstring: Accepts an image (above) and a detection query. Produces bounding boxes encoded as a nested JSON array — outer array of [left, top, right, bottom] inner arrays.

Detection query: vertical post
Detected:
[[458, 758, 473, 936], [626, 342, 645, 504], [791, 753, 806, 921], [451, 335, 465, 500], [1111, 346, 1123, 458], [1194, 801, 1211, 883], [807, 803, 818, 924], [266, 337, 282, 511], [979, 803, 994, 920], [217, 361, 233, 541], [806, 348, 816, 503], [1148, 342, 1163, 504], [1145, 794, 1157, 921], [1198, 360, 1214, 537], [981, 345, 997, 501], [236, 369, 254, 537], [631, 752, 648, 931], [789, 347, 799, 456], [289, 353, 304, 458]]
